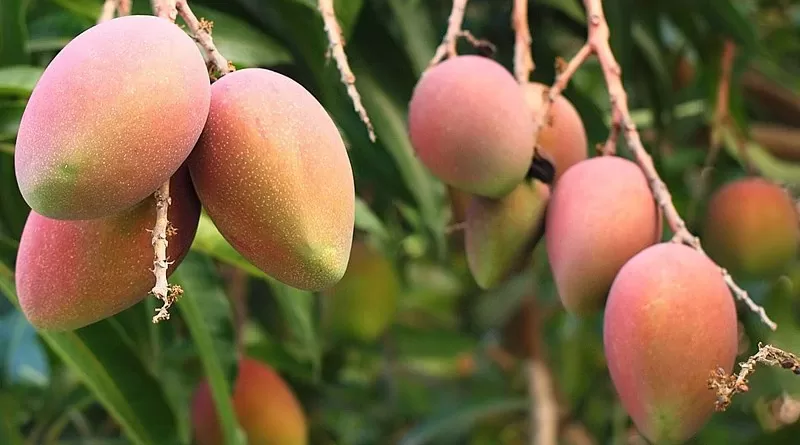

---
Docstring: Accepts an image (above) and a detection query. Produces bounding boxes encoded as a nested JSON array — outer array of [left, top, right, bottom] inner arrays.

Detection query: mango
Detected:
[[702, 177, 799, 280], [465, 179, 550, 289], [408, 55, 535, 198], [523, 82, 588, 181], [192, 357, 307, 445], [604, 242, 738, 444], [187, 68, 355, 291], [14, 15, 211, 220], [323, 241, 400, 343], [15, 166, 200, 331], [545, 156, 661, 315]]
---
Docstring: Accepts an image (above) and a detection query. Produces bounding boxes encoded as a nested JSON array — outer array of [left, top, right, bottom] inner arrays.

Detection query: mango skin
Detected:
[[545, 156, 661, 315], [188, 68, 355, 291], [191, 357, 308, 445], [702, 177, 799, 280], [465, 179, 550, 289], [523, 82, 588, 181], [604, 242, 738, 444], [14, 15, 211, 220], [324, 241, 400, 343], [408, 55, 535, 198], [15, 166, 200, 331]]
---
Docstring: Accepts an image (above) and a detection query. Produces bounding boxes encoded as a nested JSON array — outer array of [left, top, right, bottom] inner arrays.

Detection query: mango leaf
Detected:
[[187, 6, 293, 69], [722, 128, 800, 186], [0, 100, 25, 141], [190, 215, 321, 378], [0, 309, 49, 387], [354, 196, 389, 241], [397, 398, 528, 445], [383, 0, 439, 75], [0, 394, 23, 445], [0, 263, 180, 445], [0, 66, 42, 96], [172, 253, 244, 445], [0, 0, 29, 66], [49, 0, 102, 21]]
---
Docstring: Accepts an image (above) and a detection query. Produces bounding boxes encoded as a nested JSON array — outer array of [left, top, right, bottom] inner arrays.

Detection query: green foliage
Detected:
[[0, 0, 799, 444]]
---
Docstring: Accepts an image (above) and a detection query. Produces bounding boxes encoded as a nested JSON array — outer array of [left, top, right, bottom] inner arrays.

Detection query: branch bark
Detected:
[[98, 0, 118, 23], [318, 0, 375, 142], [177, 0, 233, 78]]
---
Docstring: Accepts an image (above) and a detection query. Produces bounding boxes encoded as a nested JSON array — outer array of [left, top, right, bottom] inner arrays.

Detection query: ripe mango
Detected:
[[604, 242, 738, 444], [192, 357, 307, 445], [15, 166, 200, 331], [523, 82, 588, 181], [14, 15, 210, 220], [188, 68, 355, 291], [408, 55, 535, 198], [323, 241, 400, 343], [465, 179, 550, 289], [702, 177, 799, 280], [545, 156, 661, 315]]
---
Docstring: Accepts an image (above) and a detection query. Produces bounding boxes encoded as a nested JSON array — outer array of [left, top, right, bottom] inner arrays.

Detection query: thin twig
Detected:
[[427, 0, 470, 69], [317, 0, 375, 142], [528, 358, 558, 445], [708, 343, 800, 411], [98, 0, 118, 23], [701, 39, 737, 177], [177, 0, 233, 79], [118, 0, 132, 15], [512, 0, 534, 83]]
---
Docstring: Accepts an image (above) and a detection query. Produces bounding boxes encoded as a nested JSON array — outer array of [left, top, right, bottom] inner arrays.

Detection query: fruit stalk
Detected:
[[118, 0, 131, 15], [531, 0, 776, 329], [427, 0, 470, 68], [149, 0, 235, 323], [512, 0, 534, 83], [98, 0, 118, 23], [708, 343, 800, 411], [527, 358, 557, 445], [176, 0, 233, 77], [317, 0, 375, 142]]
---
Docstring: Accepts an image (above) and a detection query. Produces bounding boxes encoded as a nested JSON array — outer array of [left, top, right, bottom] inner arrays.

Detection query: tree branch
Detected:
[[317, 0, 375, 142], [512, 0, 534, 83], [118, 0, 132, 16], [528, 358, 558, 445], [580, 0, 778, 329], [708, 343, 800, 411]]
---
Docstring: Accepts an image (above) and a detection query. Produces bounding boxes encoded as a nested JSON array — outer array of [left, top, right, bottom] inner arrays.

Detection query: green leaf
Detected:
[[721, 128, 800, 186], [0, 394, 23, 445], [0, 100, 25, 141], [187, 6, 293, 69], [190, 215, 322, 378], [383, 0, 439, 76], [0, 0, 29, 66], [354, 196, 389, 241], [0, 309, 50, 387], [397, 398, 528, 445], [172, 253, 244, 445], [0, 66, 42, 96], [0, 264, 180, 445], [49, 0, 102, 21]]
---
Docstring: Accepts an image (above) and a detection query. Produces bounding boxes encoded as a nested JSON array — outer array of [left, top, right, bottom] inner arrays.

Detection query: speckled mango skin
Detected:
[[15, 166, 200, 331], [187, 68, 355, 291], [523, 82, 588, 181], [14, 15, 211, 220], [191, 357, 308, 445], [604, 243, 738, 444], [324, 241, 400, 343], [465, 179, 550, 289], [702, 177, 799, 280], [545, 156, 661, 315], [408, 55, 535, 198]]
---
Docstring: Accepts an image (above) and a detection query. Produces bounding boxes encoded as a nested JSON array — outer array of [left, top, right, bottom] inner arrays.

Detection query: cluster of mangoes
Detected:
[[407, 54, 799, 443], [13, 15, 356, 331]]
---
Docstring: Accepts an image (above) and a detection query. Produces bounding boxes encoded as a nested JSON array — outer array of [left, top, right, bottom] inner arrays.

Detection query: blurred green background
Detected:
[[1, 0, 800, 444]]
